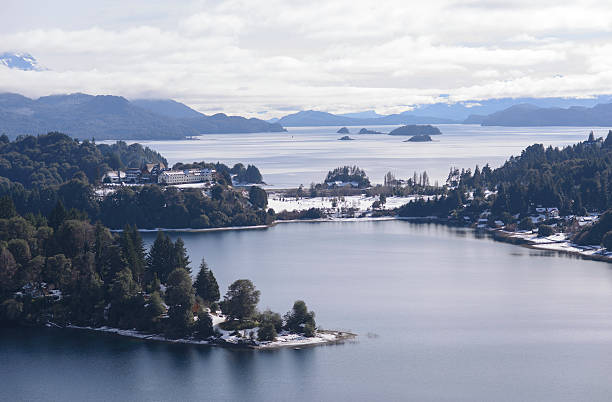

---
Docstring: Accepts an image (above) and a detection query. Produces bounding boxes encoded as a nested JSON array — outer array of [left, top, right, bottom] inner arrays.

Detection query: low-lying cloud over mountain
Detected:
[[3, 1, 612, 118]]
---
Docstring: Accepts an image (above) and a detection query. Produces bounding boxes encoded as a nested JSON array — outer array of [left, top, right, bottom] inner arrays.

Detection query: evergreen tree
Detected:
[[194, 311, 214, 339], [120, 225, 146, 284], [146, 231, 174, 283], [166, 268, 195, 308], [604, 130, 612, 148], [258, 321, 277, 341], [172, 237, 191, 273], [108, 268, 141, 328], [142, 291, 165, 331], [193, 258, 220, 305], [284, 300, 316, 334], [165, 268, 195, 338], [221, 279, 260, 322], [48, 200, 67, 230], [249, 186, 268, 209]]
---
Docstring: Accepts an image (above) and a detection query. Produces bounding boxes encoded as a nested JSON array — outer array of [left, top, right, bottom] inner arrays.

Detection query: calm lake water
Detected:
[[120, 124, 612, 188], [4, 221, 612, 401]]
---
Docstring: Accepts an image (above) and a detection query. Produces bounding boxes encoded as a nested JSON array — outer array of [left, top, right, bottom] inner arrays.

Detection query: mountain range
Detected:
[[0, 93, 285, 140], [4, 52, 612, 131], [274, 97, 612, 128], [276, 110, 456, 127], [467, 103, 612, 126]]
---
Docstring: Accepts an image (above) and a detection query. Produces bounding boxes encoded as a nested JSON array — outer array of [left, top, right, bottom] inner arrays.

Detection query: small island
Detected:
[[404, 134, 433, 142], [337, 127, 350, 134], [389, 124, 441, 136], [358, 128, 383, 134], [338, 135, 355, 141]]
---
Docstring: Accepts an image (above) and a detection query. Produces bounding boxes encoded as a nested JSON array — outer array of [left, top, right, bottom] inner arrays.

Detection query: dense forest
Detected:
[[0, 133, 272, 229], [397, 131, 612, 247], [0, 204, 315, 342]]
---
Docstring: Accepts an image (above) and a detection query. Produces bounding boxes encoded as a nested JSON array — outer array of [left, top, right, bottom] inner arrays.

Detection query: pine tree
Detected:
[[130, 225, 146, 284], [172, 237, 191, 273], [48, 200, 67, 229], [146, 231, 174, 283], [604, 130, 612, 148], [120, 225, 146, 284], [221, 279, 260, 322], [165, 268, 195, 338], [193, 258, 220, 305]]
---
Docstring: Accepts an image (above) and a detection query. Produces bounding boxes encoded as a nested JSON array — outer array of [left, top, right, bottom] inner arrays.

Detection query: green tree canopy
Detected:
[[221, 279, 260, 322], [193, 258, 220, 305]]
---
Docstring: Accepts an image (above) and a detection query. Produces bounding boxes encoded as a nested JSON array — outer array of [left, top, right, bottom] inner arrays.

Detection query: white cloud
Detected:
[[2, 0, 612, 117]]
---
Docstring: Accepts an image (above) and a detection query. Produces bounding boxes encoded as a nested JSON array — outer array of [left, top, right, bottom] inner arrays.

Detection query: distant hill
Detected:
[[0, 92, 286, 140], [130, 99, 203, 119], [472, 103, 612, 126], [407, 96, 612, 121], [275, 96, 612, 127], [276, 110, 455, 127]]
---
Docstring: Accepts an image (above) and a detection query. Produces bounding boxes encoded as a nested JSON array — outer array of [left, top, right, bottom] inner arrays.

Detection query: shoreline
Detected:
[[65, 325, 356, 350], [110, 215, 612, 263], [490, 229, 612, 264]]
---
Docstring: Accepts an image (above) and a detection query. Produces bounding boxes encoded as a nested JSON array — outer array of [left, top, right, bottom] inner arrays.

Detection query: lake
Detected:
[[116, 124, 612, 188], [4, 221, 612, 401]]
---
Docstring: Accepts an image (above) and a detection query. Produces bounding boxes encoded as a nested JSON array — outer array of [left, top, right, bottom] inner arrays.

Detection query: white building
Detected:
[[158, 169, 215, 185], [103, 170, 126, 183]]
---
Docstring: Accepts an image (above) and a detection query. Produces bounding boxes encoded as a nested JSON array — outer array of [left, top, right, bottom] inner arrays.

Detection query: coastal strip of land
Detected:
[[66, 324, 356, 350]]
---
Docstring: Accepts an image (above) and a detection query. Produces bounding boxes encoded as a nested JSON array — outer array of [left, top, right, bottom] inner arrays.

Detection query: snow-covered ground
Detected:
[[499, 230, 612, 261], [268, 194, 419, 213], [67, 313, 355, 350]]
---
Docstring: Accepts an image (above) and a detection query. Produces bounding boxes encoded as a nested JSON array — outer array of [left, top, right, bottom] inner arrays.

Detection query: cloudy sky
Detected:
[[2, 0, 612, 117]]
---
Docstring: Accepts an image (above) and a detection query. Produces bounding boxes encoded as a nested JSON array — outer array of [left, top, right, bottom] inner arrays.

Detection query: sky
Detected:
[[2, 0, 612, 118]]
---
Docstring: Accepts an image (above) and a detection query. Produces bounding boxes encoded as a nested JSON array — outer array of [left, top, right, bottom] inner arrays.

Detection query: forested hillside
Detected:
[[398, 132, 612, 242], [0, 133, 272, 229]]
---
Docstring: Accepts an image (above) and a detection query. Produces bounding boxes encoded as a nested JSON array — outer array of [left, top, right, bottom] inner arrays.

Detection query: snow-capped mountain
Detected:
[[0, 52, 44, 71]]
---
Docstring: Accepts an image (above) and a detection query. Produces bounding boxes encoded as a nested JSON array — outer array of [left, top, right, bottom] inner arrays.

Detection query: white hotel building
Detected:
[[158, 169, 215, 185]]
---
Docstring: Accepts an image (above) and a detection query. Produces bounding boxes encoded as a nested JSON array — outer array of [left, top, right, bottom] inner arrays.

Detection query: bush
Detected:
[[194, 312, 214, 339], [518, 217, 534, 231], [304, 323, 316, 337], [602, 231, 612, 250], [257, 322, 277, 341], [537, 225, 554, 237]]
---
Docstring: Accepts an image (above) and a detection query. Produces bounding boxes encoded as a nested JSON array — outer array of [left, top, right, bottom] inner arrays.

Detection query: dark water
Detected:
[[4, 221, 612, 401]]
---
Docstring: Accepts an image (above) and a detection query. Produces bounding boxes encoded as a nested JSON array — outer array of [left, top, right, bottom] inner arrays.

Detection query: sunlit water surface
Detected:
[[116, 124, 611, 187]]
